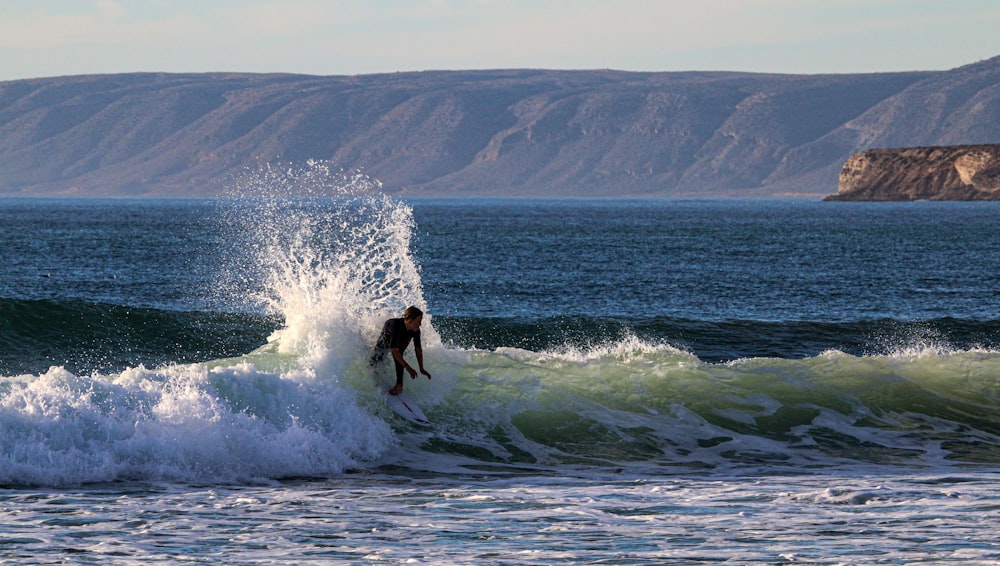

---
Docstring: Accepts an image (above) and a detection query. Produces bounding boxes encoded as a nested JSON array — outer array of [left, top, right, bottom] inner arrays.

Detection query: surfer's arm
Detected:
[[391, 347, 417, 378], [415, 347, 431, 379]]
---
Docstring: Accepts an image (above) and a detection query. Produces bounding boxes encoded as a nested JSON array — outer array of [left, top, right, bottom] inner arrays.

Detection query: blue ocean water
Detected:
[[1, 168, 999, 562]]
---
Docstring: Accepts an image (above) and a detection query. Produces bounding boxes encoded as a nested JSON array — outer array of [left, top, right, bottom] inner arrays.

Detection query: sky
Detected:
[[1, 0, 999, 82]]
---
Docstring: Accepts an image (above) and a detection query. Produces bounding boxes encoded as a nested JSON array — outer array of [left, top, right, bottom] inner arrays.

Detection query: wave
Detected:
[[2, 162, 999, 486], [3, 335, 999, 487], [0, 297, 279, 376], [406, 338, 1000, 473], [5, 298, 996, 377], [433, 315, 1000, 362], [0, 163, 431, 486]]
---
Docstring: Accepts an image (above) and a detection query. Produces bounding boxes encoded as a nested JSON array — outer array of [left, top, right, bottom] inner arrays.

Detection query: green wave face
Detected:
[[387, 343, 1000, 471]]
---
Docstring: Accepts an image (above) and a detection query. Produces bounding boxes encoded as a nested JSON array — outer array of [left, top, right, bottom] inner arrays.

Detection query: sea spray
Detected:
[[0, 162, 445, 486], [220, 161, 437, 376]]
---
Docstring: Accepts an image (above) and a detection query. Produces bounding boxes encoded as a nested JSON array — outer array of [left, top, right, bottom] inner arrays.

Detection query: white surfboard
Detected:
[[384, 389, 431, 426]]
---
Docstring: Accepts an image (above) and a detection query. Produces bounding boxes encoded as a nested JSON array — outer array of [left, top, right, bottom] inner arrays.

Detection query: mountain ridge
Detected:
[[2, 57, 999, 197]]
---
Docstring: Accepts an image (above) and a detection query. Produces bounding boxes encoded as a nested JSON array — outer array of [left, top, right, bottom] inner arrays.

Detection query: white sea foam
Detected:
[[0, 362, 394, 486]]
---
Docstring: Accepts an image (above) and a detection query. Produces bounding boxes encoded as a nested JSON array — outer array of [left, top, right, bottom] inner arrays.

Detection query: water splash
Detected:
[[0, 161, 437, 486], [221, 160, 434, 375]]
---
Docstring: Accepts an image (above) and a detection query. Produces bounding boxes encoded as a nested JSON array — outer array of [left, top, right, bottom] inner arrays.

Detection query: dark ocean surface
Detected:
[[3, 198, 1000, 374], [1, 188, 999, 563]]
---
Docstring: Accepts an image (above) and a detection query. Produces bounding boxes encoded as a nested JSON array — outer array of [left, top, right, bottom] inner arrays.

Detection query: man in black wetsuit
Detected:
[[370, 306, 432, 395]]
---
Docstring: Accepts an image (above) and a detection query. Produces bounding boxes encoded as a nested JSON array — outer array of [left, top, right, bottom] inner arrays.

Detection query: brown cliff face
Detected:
[[824, 145, 1000, 201]]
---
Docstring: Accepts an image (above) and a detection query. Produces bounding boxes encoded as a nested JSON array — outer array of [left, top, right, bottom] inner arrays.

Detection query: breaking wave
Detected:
[[2, 162, 1000, 487]]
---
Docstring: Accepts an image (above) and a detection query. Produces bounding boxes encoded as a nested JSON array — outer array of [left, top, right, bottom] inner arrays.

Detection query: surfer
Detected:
[[370, 306, 432, 395]]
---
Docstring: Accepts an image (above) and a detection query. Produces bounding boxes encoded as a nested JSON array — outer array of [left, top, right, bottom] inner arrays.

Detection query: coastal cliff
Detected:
[[825, 145, 1000, 201]]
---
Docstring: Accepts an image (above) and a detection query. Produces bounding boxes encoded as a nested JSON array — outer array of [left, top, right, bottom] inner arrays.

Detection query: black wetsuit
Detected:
[[370, 318, 421, 385]]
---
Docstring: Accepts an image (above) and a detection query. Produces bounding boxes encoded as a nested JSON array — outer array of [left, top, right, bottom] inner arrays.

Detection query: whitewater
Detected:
[[1, 163, 999, 563]]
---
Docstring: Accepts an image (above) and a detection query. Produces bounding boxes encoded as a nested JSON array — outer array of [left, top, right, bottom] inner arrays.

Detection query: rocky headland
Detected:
[[825, 144, 1000, 201]]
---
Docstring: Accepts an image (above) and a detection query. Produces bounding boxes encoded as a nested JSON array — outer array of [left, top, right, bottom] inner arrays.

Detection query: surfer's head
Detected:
[[403, 306, 423, 331]]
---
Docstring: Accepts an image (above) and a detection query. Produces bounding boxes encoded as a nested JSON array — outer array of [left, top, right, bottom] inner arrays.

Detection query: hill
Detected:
[[2, 57, 1000, 197]]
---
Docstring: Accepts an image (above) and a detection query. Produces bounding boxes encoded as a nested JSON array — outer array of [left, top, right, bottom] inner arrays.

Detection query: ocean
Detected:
[[1, 165, 999, 563]]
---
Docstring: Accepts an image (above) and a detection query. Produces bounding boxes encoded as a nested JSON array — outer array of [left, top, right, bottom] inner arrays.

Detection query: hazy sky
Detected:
[[2, 0, 999, 81]]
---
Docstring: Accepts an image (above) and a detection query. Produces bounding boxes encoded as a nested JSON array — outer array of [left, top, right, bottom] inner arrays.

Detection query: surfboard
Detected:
[[384, 389, 431, 426]]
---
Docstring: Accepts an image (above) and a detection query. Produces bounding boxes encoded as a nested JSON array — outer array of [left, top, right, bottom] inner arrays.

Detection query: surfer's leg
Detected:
[[389, 360, 405, 395]]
